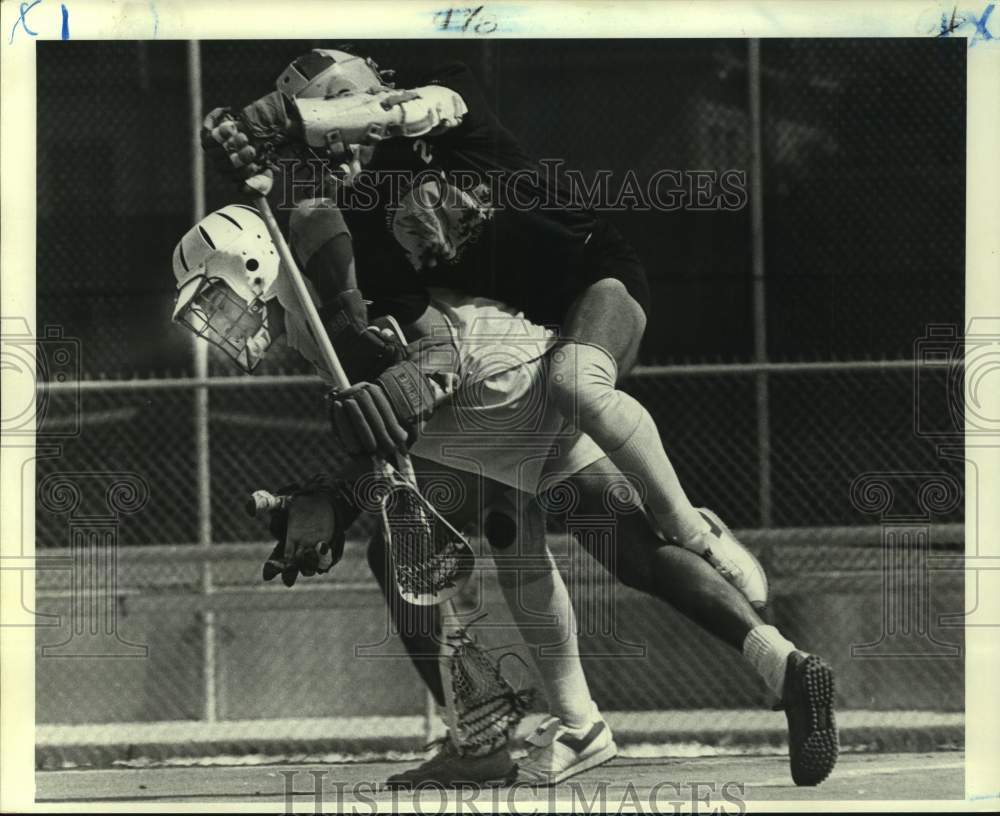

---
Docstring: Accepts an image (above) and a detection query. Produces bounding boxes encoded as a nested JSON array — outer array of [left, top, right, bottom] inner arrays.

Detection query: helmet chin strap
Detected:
[[245, 326, 272, 360]]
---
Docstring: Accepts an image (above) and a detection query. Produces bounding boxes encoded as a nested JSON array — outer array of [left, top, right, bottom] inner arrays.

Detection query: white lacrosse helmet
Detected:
[[172, 204, 281, 372], [276, 48, 389, 101]]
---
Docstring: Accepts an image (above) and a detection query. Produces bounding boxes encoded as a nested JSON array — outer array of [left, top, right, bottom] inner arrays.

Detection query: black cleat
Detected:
[[383, 738, 516, 789], [782, 651, 839, 786]]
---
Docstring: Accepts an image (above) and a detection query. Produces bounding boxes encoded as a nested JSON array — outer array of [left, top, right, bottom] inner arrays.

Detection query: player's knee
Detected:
[[485, 511, 520, 589], [484, 510, 518, 551], [549, 343, 622, 431], [546, 350, 576, 414], [485, 506, 554, 590]]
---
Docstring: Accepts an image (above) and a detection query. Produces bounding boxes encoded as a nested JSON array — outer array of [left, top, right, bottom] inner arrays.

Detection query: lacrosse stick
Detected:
[[252, 194, 531, 754], [437, 608, 535, 755], [248, 484, 533, 754], [252, 193, 475, 605]]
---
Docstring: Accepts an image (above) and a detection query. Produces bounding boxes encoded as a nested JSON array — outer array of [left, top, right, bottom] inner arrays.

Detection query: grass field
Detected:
[[36, 750, 964, 806]]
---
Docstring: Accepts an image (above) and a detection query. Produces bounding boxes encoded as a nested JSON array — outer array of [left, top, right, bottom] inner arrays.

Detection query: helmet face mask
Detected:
[[172, 205, 282, 373], [175, 278, 273, 373]]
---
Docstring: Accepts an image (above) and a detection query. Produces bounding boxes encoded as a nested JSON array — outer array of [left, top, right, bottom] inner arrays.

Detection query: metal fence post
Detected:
[[748, 39, 772, 528], [187, 40, 216, 723]]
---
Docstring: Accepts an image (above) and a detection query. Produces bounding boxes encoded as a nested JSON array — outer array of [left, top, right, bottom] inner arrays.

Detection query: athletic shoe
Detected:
[[782, 651, 839, 786], [693, 508, 769, 609], [517, 702, 618, 786], [383, 737, 516, 789]]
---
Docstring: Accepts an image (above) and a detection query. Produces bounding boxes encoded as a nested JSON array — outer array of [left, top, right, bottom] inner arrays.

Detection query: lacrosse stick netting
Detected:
[[375, 463, 475, 606], [441, 615, 535, 755]]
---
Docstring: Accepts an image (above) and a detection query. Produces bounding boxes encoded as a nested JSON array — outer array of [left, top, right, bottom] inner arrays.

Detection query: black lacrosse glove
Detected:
[[201, 91, 303, 186], [321, 290, 405, 383], [328, 335, 460, 459], [255, 475, 360, 587], [328, 360, 439, 459]]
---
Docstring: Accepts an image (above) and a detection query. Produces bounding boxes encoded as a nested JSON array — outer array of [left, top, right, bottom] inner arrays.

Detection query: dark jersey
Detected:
[[328, 62, 648, 327]]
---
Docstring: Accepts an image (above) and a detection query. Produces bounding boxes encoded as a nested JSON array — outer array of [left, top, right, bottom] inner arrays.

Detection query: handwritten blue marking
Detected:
[[60, 3, 69, 40], [971, 2, 996, 44], [936, 3, 996, 45], [9, 0, 42, 44], [148, 0, 159, 36]]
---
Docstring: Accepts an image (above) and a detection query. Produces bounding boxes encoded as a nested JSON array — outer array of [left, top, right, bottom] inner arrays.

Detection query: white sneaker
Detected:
[[690, 508, 769, 610], [516, 702, 617, 786]]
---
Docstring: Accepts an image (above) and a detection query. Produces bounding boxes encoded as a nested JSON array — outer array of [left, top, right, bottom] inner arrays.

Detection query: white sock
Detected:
[[493, 502, 593, 730], [561, 700, 601, 735], [504, 558, 593, 730], [742, 625, 797, 699]]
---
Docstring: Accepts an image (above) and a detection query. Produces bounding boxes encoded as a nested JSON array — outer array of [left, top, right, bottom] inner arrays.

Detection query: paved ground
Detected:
[[36, 751, 964, 805]]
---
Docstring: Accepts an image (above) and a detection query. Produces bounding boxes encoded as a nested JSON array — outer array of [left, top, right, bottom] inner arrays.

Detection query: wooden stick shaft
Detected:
[[253, 195, 351, 391], [254, 195, 414, 484]]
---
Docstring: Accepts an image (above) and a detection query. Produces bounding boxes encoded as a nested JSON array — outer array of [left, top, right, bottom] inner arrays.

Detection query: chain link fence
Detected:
[[759, 39, 965, 360], [33, 362, 965, 764], [35, 363, 963, 546], [37, 38, 964, 374], [32, 38, 966, 765]]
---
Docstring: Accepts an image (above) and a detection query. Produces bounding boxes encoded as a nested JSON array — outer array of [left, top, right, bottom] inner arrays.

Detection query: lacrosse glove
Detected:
[[253, 474, 360, 587], [321, 292, 406, 384], [329, 336, 460, 458], [201, 90, 302, 186]]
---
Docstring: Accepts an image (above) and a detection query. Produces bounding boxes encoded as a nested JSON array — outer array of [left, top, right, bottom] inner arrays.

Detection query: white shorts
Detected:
[[411, 352, 605, 496]]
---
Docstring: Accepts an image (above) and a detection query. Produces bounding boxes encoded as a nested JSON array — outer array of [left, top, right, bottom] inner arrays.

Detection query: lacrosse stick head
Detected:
[[444, 622, 535, 756], [377, 463, 475, 606]]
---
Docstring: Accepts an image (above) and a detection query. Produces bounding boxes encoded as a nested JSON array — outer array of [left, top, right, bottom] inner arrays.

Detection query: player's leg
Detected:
[[365, 528, 446, 707], [558, 458, 764, 647], [385, 472, 613, 788], [548, 277, 758, 598], [381, 464, 518, 789], [483, 486, 617, 785], [549, 457, 838, 786]]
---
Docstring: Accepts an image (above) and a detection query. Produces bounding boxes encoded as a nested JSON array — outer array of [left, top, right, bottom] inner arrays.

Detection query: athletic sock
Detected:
[[504, 562, 593, 730], [493, 507, 593, 731], [555, 342, 709, 545], [742, 625, 797, 699], [559, 700, 603, 737]]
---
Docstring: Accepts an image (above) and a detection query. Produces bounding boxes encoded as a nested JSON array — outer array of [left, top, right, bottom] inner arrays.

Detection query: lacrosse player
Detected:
[[172, 203, 617, 786], [200, 47, 762, 604], [171, 201, 839, 787]]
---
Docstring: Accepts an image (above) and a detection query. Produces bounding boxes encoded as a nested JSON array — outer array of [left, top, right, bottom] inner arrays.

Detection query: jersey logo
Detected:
[[413, 138, 433, 165], [389, 178, 493, 272]]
